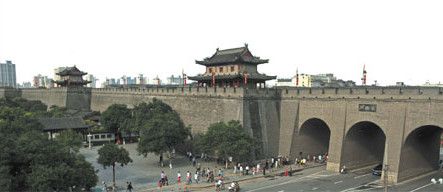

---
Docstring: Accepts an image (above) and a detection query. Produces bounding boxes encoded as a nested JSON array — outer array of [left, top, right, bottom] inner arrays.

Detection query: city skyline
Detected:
[[1, 0, 443, 86]]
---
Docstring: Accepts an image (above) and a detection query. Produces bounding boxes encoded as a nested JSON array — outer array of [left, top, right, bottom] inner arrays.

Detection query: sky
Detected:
[[1, 0, 443, 86]]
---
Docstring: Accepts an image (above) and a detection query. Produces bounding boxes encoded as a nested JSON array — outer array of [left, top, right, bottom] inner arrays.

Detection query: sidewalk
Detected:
[[135, 162, 326, 192]]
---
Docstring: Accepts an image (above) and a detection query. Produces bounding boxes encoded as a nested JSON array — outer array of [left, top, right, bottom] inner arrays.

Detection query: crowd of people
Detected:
[[154, 152, 329, 190]]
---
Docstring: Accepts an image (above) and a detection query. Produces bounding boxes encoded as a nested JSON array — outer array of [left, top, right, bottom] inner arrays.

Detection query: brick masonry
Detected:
[[2, 86, 443, 183]]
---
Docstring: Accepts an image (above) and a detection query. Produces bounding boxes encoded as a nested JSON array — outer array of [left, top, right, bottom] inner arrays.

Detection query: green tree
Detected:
[[100, 104, 131, 135], [97, 143, 133, 187], [55, 129, 83, 152], [0, 97, 98, 191], [196, 120, 259, 168], [136, 98, 191, 166]]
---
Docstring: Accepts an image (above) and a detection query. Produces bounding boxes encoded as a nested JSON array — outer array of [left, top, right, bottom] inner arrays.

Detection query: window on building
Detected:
[[219, 67, 223, 72], [231, 66, 235, 72], [101, 134, 106, 139], [107, 134, 112, 138], [209, 68, 213, 73], [94, 135, 99, 139]]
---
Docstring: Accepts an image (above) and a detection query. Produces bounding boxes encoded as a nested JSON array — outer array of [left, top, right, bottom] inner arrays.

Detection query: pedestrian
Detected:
[[194, 172, 199, 184], [239, 166, 243, 176], [177, 171, 181, 182], [160, 171, 165, 185], [187, 171, 192, 185], [192, 157, 196, 167], [257, 163, 260, 174], [252, 166, 256, 175], [128, 182, 133, 192], [169, 162, 173, 169], [289, 166, 292, 176], [221, 169, 224, 178], [164, 173, 169, 186], [285, 167, 288, 176], [103, 181, 108, 192], [234, 164, 237, 174], [126, 182, 130, 192], [265, 161, 269, 170], [158, 180, 162, 190], [245, 165, 249, 175], [263, 167, 266, 175]]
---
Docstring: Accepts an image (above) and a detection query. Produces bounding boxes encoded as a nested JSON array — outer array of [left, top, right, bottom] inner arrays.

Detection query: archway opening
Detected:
[[398, 126, 442, 182], [341, 121, 386, 170], [292, 118, 331, 159]]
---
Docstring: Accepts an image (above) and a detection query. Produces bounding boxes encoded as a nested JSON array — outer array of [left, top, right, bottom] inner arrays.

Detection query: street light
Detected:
[[87, 133, 92, 149]]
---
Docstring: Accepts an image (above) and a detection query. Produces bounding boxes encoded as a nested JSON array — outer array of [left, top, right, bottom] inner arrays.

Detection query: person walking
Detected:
[[177, 171, 181, 182], [252, 166, 256, 176], [194, 172, 199, 184], [245, 165, 249, 175], [187, 171, 192, 185], [289, 166, 293, 176], [160, 171, 165, 185], [239, 166, 243, 176], [234, 164, 237, 174]]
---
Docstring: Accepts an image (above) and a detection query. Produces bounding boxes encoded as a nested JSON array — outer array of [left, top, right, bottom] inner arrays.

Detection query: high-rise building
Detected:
[[167, 75, 184, 85], [33, 74, 54, 88], [85, 74, 97, 88], [0, 60, 17, 87]]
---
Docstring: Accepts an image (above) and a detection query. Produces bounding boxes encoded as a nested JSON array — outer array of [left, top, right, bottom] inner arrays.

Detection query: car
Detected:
[[372, 164, 382, 176]]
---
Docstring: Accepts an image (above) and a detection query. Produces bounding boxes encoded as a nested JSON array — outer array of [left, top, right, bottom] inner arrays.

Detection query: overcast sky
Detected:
[[1, 0, 443, 86]]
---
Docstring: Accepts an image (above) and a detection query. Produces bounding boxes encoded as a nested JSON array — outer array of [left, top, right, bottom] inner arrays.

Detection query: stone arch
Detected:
[[397, 125, 443, 182], [341, 121, 386, 170], [291, 118, 331, 159]]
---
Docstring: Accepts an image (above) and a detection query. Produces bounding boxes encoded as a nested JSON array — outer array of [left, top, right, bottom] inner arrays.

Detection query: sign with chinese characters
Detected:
[[359, 104, 377, 112]]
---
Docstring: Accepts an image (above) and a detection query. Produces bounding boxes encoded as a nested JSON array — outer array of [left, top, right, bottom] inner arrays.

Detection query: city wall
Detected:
[[2, 86, 443, 183]]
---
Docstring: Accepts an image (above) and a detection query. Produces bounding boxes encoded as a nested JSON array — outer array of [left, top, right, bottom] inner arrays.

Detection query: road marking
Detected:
[[312, 187, 318, 190], [245, 171, 326, 192], [334, 181, 343, 184], [340, 180, 378, 192], [354, 173, 371, 179], [409, 183, 433, 192]]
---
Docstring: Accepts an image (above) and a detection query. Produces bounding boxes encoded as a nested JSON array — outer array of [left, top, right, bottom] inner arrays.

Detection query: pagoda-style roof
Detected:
[[56, 66, 87, 76], [196, 44, 269, 66], [53, 79, 92, 85], [38, 117, 93, 131], [188, 73, 276, 81]]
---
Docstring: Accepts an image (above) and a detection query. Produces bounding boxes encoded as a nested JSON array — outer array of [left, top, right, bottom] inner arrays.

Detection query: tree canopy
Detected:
[[136, 98, 191, 159], [195, 120, 259, 163], [97, 143, 132, 186], [100, 104, 131, 134], [55, 129, 84, 152], [0, 97, 98, 191]]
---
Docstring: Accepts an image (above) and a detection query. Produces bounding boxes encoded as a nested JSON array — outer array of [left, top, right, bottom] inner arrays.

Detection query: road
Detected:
[[236, 166, 443, 192]]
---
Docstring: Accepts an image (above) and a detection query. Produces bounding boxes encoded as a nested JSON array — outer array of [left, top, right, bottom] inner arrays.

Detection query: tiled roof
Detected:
[[196, 44, 269, 66], [38, 117, 92, 131], [188, 73, 276, 81], [56, 66, 87, 76]]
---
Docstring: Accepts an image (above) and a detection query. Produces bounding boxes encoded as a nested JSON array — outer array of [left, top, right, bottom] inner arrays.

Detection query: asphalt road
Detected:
[[237, 166, 443, 192]]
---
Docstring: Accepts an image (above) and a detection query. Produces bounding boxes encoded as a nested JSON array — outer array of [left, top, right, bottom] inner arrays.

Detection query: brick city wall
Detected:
[[3, 86, 443, 183]]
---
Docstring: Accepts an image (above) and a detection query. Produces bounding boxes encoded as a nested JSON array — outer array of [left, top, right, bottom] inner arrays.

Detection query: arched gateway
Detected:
[[291, 118, 331, 160]]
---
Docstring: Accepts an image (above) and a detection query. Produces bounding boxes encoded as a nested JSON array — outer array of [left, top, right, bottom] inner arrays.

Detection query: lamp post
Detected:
[[87, 133, 92, 149]]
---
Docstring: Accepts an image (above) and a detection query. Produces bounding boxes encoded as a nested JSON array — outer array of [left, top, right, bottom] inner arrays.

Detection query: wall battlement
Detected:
[[279, 87, 443, 100]]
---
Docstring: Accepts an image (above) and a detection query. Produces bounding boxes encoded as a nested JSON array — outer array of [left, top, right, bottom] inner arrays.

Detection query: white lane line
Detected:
[[245, 171, 326, 192], [409, 183, 433, 192], [340, 180, 379, 192], [354, 173, 372, 179], [334, 181, 343, 184]]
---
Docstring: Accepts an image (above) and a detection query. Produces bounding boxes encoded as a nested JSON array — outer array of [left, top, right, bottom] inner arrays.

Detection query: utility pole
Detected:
[[384, 164, 389, 192]]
